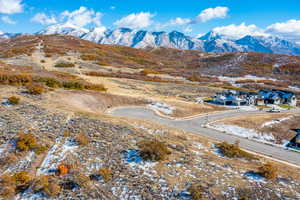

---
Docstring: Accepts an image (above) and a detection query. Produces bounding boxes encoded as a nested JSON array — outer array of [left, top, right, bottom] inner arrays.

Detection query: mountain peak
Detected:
[[2, 25, 300, 56]]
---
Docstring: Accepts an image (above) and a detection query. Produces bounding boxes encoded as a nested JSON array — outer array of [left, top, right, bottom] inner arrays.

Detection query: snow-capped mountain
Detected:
[[37, 24, 204, 50], [198, 31, 300, 55], [0, 32, 22, 41], [2, 24, 300, 56]]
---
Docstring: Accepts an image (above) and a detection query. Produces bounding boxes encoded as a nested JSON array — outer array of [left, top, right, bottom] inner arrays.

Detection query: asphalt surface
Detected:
[[111, 107, 300, 166]]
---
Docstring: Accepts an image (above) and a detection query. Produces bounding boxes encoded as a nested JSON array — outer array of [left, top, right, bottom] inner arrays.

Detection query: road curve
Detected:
[[110, 106, 300, 167]]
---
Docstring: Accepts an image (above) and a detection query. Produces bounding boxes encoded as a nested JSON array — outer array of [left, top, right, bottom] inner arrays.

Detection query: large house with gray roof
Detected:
[[215, 89, 297, 106]]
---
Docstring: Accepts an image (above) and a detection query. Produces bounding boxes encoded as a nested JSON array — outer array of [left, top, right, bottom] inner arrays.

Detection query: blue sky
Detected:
[[0, 0, 300, 42]]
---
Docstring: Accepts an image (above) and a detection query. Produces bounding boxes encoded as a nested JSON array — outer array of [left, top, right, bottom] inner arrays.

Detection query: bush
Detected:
[[54, 62, 75, 68], [12, 171, 31, 187], [32, 175, 61, 197], [187, 184, 204, 200], [0, 72, 32, 86], [80, 54, 98, 61], [62, 81, 85, 90], [0, 174, 16, 199], [140, 69, 160, 76], [34, 77, 62, 88], [258, 163, 277, 180], [84, 83, 107, 92], [8, 96, 20, 105], [34, 145, 48, 155], [138, 140, 171, 161], [216, 142, 256, 160], [57, 163, 69, 175], [98, 168, 112, 182], [16, 133, 37, 152], [74, 133, 89, 146], [0, 153, 17, 166], [26, 84, 45, 95]]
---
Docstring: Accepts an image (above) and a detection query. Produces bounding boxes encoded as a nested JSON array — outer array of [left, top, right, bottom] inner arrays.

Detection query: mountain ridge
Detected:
[[1, 24, 300, 56]]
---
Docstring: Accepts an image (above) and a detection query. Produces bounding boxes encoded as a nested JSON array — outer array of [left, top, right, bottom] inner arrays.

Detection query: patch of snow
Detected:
[[243, 171, 266, 183], [261, 116, 293, 128], [37, 138, 77, 175], [289, 86, 300, 92], [210, 123, 275, 143], [218, 75, 277, 82], [148, 102, 175, 115]]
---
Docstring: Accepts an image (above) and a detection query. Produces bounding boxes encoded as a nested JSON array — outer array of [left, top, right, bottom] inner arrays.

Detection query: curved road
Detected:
[[110, 107, 300, 167]]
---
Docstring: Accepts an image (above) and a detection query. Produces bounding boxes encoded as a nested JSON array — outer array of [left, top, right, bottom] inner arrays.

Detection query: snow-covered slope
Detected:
[[2, 24, 300, 55]]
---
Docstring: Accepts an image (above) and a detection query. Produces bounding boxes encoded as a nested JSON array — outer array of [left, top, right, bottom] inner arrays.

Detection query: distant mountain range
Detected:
[[1, 24, 300, 56]]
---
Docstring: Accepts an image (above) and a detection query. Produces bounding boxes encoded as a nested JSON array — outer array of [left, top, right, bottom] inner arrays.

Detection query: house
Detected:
[[258, 90, 297, 106], [215, 90, 257, 106], [213, 89, 297, 107], [287, 129, 300, 150]]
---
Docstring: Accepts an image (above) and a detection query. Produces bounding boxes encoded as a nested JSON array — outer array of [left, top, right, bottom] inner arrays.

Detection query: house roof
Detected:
[[259, 89, 295, 99]]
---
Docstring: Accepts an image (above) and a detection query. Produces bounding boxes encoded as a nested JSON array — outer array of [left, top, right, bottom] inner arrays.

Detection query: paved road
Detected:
[[111, 107, 300, 166]]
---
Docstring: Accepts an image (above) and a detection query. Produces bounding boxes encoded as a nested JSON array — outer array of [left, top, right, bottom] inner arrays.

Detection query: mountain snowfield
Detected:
[[1, 24, 300, 55]]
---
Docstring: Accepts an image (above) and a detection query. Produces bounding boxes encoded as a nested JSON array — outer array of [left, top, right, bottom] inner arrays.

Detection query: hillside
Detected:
[[0, 34, 300, 199], [1, 34, 300, 91]]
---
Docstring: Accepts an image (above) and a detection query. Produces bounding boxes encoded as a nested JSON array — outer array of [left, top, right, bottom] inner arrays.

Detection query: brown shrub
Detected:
[[8, 96, 20, 105], [63, 130, 71, 137], [258, 163, 277, 180], [187, 184, 204, 200], [98, 168, 112, 182], [74, 133, 89, 146], [54, 62, 75, 68], [34, 145, 48, 155], [84, 83, 107, 92], [0, 72, 32, 86], [12, 171, 31, 186], [16, 133, 37, 152], [0, 174, 16, 198], [0, 153, 17, 166], [57, 163, 69, 175], [80, 54, 98, 61], [138, 140, 171, 161], [26, 83, 45, 95], [140, 69, 161, 75], [32, 175, 61, 197], [34, 77, 62, 88], [216, 142, 257, 160]]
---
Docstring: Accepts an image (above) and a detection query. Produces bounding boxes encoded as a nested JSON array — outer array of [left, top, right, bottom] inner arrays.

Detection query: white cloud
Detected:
[[197, 6, 229, 22], [212, 23, 268, 39], [110, 6, 116, 10], [0, 0, 23, 14], [61, 6, 102, 27], [266, 19, 300, 42], [1, 16, 16, 24], [169, 17, 191, 26], [183, 26, 192, 33], [31, 13, 57, 25], [114, 12, 154, 29]]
